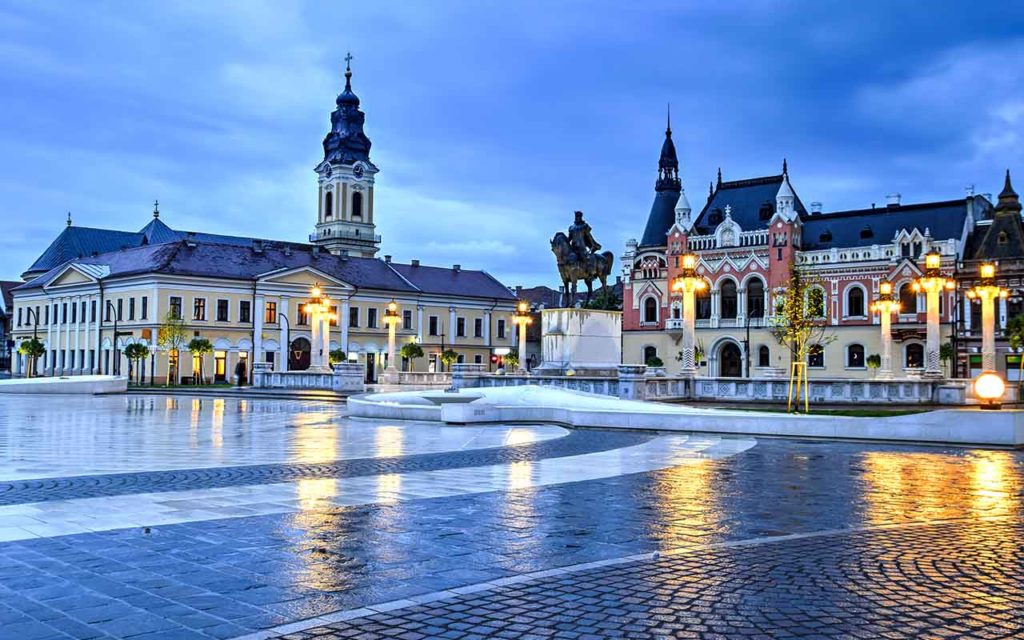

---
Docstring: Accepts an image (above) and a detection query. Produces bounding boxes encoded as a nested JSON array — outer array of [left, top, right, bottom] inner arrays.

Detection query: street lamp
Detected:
[[964, 262, 1009, 372], [671, 253, 707, 378], [105, 300, 120, 376], [911, 249, 955, 378], [870, 281, 900, 379], [383, 299, 401, 383], [512, 300, 533, 374], [304, 283, 334, 373], [974, 371, 1006, 410]]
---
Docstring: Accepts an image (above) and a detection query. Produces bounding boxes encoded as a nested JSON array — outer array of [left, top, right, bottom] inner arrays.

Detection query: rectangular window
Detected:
[[367, 308, 378, 329], [497, 319, 506, 339], [429, 316, 439, 336], [217, 299, 229, 322], [474, 318, 483, 338], [193, 298, 205, 321], [330, 305, 338, 327], [297, 304, 309, 326], [116, 299, 123, 321], [403, 309, 412, 330], [141, 296, 148, 320], [265, 301, 277, 324], [80, 301, 85, 323], [239, 300, 251, 323], [349, 307, 359, 328], [104, 302, 110, 322], [62, 303, 68, 324], [71, 302, 77, 324], [17, 308, 22, 326], [45, 305, 49, 325], [807, 344, 825, 368], [474, 354, 482, 364], [169, 296, 182, 319], [1007, 355, 1022, 382], [90, 300, 96, 323], [456, 317, 466, 338], [128, 298, 135, 321]]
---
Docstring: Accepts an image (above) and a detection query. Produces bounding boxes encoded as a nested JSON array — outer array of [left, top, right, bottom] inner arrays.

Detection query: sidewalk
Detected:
[[125, 385, 349, 402]]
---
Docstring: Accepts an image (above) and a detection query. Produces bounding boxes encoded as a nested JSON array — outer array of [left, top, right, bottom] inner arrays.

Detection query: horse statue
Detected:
[[550, 211, 614, 307]]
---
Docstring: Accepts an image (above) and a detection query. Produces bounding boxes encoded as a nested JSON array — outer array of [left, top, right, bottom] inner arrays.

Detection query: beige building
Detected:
[[9, 61, 517, 382]]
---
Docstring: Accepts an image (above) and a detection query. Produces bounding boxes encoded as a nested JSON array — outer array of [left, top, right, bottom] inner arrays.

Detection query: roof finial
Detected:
[[153, 199, 160, 219], [709, 181, 714, 199], [782, 158, 788, 176], [344, 52, 353, 91], [717, 167, 722, 186], [66, 211, 72, 227], [666, 103, 671, 136], [996, 168, 1021, 214]]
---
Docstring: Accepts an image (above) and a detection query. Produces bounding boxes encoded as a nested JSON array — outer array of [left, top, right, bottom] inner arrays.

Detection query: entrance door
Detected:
[[365, 353, 377, 383], [720, 343, 743, 378], [214, 351, 227, 383], [289, 338, 311, 371]]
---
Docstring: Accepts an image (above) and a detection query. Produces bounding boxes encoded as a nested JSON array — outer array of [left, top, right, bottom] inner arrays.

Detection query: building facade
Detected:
[[9, 62, 517, 382], [622, 120, 993, 379]]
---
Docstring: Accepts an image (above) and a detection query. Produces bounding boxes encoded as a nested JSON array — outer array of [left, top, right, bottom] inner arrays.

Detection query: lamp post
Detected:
[[105, 300, 119, 376], [965, 262, 1009, 372], [304, 283, 335, 373], [912, 250, 955, 378], [383, 299, 400, 383], [512, 300, 532, 374], [670, 253, 707, 378], [870, 281, 900, 379]]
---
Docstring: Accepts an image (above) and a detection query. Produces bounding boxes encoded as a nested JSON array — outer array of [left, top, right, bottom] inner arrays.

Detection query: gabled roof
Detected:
[[388, 263, 515, 300], [801, 200, 970, 251], [691, 174, 807, 236], [25, 225, 145, 276]]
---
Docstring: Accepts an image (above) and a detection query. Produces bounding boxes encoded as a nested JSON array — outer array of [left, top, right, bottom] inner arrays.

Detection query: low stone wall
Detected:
[[398, 371, 451, 385], [252, 362, 364, 393]]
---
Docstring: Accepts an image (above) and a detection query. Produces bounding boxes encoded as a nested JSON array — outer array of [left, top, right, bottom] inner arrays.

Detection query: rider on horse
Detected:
[[567, 210, 602, 264]]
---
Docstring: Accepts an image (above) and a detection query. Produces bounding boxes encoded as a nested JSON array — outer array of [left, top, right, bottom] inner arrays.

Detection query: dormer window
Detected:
[[819, 229, 832, 243], [758, 201, 774, 220], [998, 231, 1009, 245], [860, 225, 873, 240]]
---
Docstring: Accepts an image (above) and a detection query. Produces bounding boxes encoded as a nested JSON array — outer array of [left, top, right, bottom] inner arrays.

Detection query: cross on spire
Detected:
[[66, 211, 72, 227], [343, 52, 354, 90], [153, 199, 160, 218]]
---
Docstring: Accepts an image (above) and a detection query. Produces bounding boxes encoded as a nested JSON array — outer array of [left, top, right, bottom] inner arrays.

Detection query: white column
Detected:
[[736, 288, 747, 325], [710, 291, 720, 328], [449, 307, 457, 343], [254, 294, 265, 363], [925, 287, 941, 378], [416, 305, 424, 343], [982, 291, 997, 372], [879, 308, 893, 379], [340, 300, 350, 354], [516, 319, 527, 374], [11, 346, 21, 377], [82, 295, 90, 374], [384, 313, 398, 383], [63, 297, 71, 374], [46, 300, 53, 375], [73, 296, 81, 375], [279, 296, 289, 371], [483, 311, 492, 345]]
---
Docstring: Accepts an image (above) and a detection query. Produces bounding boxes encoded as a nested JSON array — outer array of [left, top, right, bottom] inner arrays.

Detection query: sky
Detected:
[[1, 1, 1023, 287]]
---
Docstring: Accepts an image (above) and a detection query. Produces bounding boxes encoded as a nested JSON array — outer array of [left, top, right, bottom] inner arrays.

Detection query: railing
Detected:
[[738, 229, 768, 246], [665, 318, 683, 331], [399, 371, 451, 385], [688, 236, 716, 250], [308, 230, 382, 244]]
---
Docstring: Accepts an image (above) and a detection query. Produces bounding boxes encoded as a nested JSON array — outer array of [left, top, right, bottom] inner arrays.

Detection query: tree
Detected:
[[585, 286, 622, 311], [157, 311, 188, 384], [769, 267, 836, 412], [939, 341, 955, 378], [503, 350, 519, 370], [17, 338, 45, 378], [440, 349, 459, 370], [188, 337, 213, 385], [329, 349, 346, 365], [1006, 314, 1024, 386], [124, 343, 150, 385], [400, 342, 424, 371]]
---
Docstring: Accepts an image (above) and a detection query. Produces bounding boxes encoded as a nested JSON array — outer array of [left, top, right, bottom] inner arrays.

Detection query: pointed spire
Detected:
[[66, 211, 72, 227], [717, 167, 722, 186], [709, 181, 714, 199], [153, 199, 160, 219], [666, 103, 672, 136], [782, 158, 788, 176], [996, 169, 1021, 214]]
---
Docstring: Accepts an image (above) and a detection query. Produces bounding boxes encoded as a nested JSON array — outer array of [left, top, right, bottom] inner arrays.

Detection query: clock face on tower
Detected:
[[352, 164, 364, 179]]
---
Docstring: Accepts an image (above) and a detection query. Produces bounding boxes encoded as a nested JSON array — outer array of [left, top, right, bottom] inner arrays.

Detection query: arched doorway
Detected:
[[289, 337, 311, 371], [719, 342, 743, 378]]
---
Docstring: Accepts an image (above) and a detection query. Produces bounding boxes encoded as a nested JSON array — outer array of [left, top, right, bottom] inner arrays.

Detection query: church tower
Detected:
[[311, 55, 380, 257]]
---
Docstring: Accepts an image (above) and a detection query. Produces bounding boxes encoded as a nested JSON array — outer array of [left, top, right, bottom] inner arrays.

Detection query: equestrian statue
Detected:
[[550, 211, 614, 307]]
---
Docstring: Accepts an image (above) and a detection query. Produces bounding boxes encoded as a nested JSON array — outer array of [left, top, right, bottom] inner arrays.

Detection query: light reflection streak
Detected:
[[211, 399, 224, 449]]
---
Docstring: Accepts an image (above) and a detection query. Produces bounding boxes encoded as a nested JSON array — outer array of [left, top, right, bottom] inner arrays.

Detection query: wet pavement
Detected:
[[0, 394, 1021, 639]]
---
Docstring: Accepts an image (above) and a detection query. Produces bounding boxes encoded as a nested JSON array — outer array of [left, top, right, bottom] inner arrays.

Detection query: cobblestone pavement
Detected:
[[285, 519, 1024, 640], [0, 394, 1022, 639]]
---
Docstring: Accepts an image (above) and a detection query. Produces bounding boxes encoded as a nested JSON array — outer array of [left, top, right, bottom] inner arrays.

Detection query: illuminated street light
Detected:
[[383, 299, 401, 383], [974, 370, 1006, 410], [911, 250, 955, 378], [869, 281, 900, 379], [965, 262, 1009, 372], [671, 253, 707, 378], [512, 300, 533, 374], [305, 282, 332, 373]]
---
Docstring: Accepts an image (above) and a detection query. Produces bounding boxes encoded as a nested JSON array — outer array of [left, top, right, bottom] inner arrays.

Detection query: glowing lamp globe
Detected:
[[974, 371, 1005, 410], [925, 251, 941, 271], [980, 263, 996, 279], [879, 282, 892, 296], [682, 254, 697, 270]]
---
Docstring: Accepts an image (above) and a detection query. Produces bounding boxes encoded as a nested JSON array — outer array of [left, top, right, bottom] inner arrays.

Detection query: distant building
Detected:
[[0, 280, 18, 372], [9, 62, 516, 382]]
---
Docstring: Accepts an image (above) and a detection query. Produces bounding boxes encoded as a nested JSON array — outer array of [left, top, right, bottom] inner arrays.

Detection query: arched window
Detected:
[[847, 344, 865, 368], [643, 297, 658, 324], [352, 191, 363, 218], [899, 283, 916, 314], [695, 285, 711, 320], [747, 278, 765, 318], [720, 280, 738, 319], [905, 343, 924, 369], [757, 345, 770, 368], [807, 287, 826, 318], [324, 191, 333, 219], [807, 344, 825, 368], [643, 346, 658, 365], [846, 286, 865, 317]]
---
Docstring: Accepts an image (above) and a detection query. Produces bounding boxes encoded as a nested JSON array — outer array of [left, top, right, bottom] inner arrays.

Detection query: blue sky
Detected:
[[1, 1, 1023, 287]]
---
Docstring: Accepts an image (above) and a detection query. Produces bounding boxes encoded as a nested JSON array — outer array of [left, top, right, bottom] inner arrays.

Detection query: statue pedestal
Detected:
[[533, 308, 621, 377]]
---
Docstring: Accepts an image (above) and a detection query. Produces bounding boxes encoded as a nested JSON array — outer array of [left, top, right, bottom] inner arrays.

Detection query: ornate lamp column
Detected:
[[671, 253, 707, 378], [912, 250, 955, 378], [306, 283, 333, 373], [870, 281, 900, 379], [512, 300, 532, 374], [965, 263, 1008, 372], [383, 300, 400, 383]]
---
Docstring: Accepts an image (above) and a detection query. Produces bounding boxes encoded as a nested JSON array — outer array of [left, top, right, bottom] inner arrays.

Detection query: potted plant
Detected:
[[329, 349, 346, 366]]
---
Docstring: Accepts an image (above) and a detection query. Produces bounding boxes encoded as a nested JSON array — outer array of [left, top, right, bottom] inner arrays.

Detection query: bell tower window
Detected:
[[352, 192, 363, 219], [324, 191, 333, 219]]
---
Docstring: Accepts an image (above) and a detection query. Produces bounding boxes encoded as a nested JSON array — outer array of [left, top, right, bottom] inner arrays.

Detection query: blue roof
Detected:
[[638, 190, 681, 248], [24, 226, 144, 276], [389, 263, 515, 300], [692, 174, 807, 236], [801, 200, 970, 251]]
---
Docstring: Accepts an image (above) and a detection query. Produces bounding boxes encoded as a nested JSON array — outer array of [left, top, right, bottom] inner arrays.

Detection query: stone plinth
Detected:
[[252, 362, 364, 393], [534, 308, 621, 377]]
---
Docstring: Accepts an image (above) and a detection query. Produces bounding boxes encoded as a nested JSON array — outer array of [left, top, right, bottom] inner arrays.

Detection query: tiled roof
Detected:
[[801, 200, 971, 251], [388, 263, 515, 300], [639, 190, 682, 248], [692, 174, 807, 236], [24, 226, 145, 276]]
